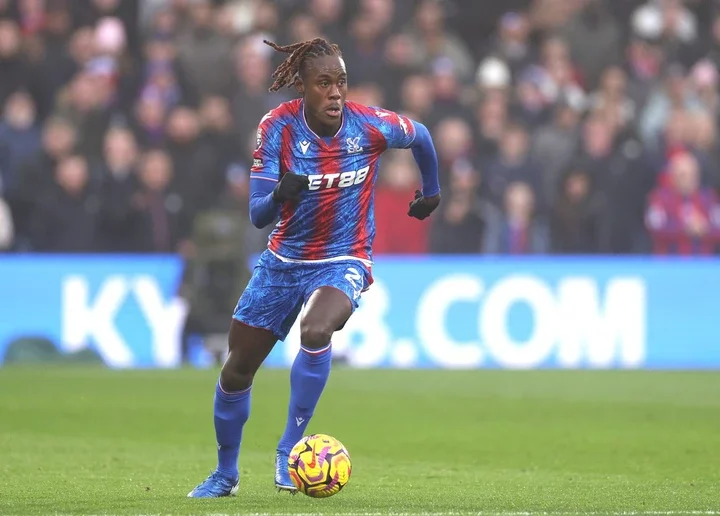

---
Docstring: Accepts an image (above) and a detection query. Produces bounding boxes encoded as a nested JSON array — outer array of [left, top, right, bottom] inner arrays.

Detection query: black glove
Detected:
[[408, 190, 441, 220], [272, 172, 309, 203]]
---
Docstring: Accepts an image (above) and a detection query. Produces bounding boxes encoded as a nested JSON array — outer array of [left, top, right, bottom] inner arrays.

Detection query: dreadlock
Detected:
[[263, 38, 343, 93]]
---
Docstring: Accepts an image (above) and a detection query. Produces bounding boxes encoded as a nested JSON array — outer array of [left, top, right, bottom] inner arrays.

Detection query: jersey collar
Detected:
[[300, 100, 346, 144]]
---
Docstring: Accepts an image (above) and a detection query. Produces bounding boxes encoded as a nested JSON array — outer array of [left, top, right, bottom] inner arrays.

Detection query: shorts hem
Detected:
[[232, 315, 285, 341], [305, 284, 360, 312]]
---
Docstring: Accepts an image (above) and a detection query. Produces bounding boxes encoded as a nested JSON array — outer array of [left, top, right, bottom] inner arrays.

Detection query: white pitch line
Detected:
[[201, 512, 720, 516], [48, 511, 720, 516], [195, 512, 720, 516]]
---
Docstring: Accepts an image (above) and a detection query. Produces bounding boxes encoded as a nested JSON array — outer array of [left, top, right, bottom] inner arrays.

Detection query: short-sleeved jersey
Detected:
[[250, 99, 417, 266]]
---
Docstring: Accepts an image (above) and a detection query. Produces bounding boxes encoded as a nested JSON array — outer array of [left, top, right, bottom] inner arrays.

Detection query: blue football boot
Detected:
[[187, 470, 239, 498], [274, 450, 297, 493]]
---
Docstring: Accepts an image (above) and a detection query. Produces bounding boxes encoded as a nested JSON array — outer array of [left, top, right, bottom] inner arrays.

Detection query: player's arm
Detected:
[[407, 120, 441, 220], [249, 181, 279, 229], [248, 117, 308, 229], [375, 108, 440, 220]]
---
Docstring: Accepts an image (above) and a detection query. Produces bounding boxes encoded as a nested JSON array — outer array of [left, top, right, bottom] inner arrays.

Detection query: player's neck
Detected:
[[304, 107, 342, 138]]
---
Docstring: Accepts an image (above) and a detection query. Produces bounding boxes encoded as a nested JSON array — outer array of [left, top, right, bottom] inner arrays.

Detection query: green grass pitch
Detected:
[[1, 366, 719, 516]]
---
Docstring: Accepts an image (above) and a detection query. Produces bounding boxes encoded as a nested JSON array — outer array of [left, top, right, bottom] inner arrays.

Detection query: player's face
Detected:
[[298, 55, 347, 135]]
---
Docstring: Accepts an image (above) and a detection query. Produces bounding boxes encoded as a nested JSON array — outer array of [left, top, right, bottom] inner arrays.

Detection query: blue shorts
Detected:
[[233, 250, 372, 341]]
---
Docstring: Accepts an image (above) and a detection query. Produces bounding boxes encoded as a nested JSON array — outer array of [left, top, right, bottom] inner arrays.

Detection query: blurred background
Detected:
[[0, 0, 719, 370]]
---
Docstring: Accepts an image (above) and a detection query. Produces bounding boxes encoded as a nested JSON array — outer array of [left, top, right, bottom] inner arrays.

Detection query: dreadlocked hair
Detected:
[[263, 38, 342, 92]]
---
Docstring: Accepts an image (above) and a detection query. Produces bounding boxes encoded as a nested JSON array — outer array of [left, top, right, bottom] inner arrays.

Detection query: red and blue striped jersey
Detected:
[[250, 99, 417, 266]]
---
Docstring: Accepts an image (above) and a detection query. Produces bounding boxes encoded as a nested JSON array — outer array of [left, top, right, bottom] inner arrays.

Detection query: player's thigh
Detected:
[[223, 261, 305, 389], [300, 262, 370, 344], [226, 318, 277, 376], [233, 261, 304, 344]]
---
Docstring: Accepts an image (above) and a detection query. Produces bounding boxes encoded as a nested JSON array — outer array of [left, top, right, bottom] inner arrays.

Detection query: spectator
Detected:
[[7, 116, 77, 249], [511, 65, 552, 130], [483, 12, 535, 79], [37, 26, 95, 120], [425, 56, 470, 130], [230, 38, 278, 145], [195, 95, 239, 209], [380, 34, 420, 108], [175, 0, 234, 98], [406, 0, 474, 83], [639, 63, 702, 150], [29, 154, 98, 252], [559, 0, 621, 89], [483, 180, 549, 254], [342, 14, 388, 84], [688, 111, 720, 190], [133, 148, 191, 254], [485, 122, 544, 211], [645, 151, 720, 255], [308, 0, 344, 44], [165, 104, 221, 216], [94, 126, 141, 252], [434, 116, 475, 190], [0, 20, 31, 110], [689, 58, 719, 117], [374, 150, 429, 255], [428, 158, 485, 254], [624, 37, 665, 115], [0, 90, 42, 193], [550, 167, 606, 253], [587, 65, 637, 138], [577, 114, 645, 253], [398, 74, 434, 124], [52, 71, 113, 162], [531, 99, 582, 205], [474, 91, 508, 161], [631, 0, 698, 66]]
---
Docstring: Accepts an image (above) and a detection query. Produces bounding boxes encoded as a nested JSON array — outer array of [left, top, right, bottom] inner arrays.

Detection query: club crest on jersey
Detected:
[[346, 136, 363, 154]]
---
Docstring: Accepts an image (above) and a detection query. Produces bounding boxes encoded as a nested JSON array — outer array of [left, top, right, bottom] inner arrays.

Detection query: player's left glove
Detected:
[[408, 190, 440, 220]]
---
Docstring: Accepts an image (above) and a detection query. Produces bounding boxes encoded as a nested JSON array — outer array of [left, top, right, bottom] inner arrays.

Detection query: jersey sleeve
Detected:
[[250, 112, 282, 183], [370, 107, 417, 149]]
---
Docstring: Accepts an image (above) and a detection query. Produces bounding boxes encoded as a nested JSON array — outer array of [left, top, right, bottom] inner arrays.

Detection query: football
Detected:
[[288, 433, 352, 498]]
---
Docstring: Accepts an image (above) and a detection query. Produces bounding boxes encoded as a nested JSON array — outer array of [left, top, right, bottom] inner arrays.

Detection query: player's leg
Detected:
[[216, 321, 277, 470], [274, 286, 352, 490], [188, 321, 278, 498], [275, 262, 367, 490], [189, 256, 303, 498]]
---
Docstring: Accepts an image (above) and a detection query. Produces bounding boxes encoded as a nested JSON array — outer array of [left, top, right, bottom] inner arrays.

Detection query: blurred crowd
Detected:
[[2, 0, 720, 265]]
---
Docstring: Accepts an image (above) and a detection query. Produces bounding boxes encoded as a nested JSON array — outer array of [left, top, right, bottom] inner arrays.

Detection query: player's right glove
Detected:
[[272, 172, 309, 203]]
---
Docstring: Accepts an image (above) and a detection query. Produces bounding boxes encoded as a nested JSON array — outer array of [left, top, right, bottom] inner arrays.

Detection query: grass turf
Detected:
[[0, 367, 719, 515]]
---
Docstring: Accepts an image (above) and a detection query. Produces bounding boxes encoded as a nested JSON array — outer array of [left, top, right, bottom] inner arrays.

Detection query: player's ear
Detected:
[[294, 77, 304, 96]]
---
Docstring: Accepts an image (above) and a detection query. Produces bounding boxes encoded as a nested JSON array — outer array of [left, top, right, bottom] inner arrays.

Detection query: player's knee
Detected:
[[220, 364, 254, 392], [299, 321, 333, 350]]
